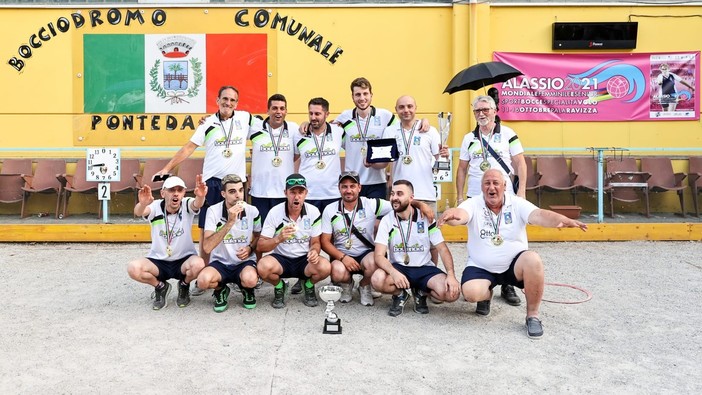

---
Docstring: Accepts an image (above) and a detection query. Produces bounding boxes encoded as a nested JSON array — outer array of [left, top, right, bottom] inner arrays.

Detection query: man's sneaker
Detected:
[[526, 317, 544, 339], [371, 288, 382, 299], [501, 284, 521, 306], [291, 278, 303, 294], [152, 281, 172, 310], [255, 277, 264, 289], [177, 281, 191, 308], [476, 300, 491, 316], [338, 280, 353, 303], [388, 289, 410, 317], [213, 286, 231, 313], [412, 288, 429, 314], [359, 285, 374, 306], [272, 281, 287, 309], [303, 282, 318, 307], [190, 280, 206, 296], [241, 287, 256, 309]]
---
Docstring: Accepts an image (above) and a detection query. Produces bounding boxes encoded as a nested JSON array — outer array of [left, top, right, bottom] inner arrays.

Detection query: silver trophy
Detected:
[[319, 285, 342, 334], [435, 112, 452, 171]]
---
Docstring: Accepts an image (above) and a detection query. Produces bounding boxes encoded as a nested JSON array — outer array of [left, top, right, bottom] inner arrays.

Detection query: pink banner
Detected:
[[493, 52, 699, 121]]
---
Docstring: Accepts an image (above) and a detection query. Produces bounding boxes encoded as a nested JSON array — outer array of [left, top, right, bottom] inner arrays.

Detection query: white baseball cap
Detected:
[[162, 176, 186, 189]]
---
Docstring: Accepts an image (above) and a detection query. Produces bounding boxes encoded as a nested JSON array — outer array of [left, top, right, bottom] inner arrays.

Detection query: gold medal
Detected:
[[402, 156, 413, 165], [272, 156, 282, 167], [222, 148, 232, 158], [492, 235, 503, 246], [166, 245, 173, 257], [403, 254, 410, 265], [316, 160, 326, 170], [360, 147, 367, 157], [345, 239, 352, 249], [480, 160, 491, 172]]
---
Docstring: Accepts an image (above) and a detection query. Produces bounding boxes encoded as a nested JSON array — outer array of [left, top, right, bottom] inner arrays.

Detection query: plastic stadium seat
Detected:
[[535, 157, 576, 207], [641, 157, 687, 217], [21, 159, 65, 219], [0, 159, 33, 204], [606, 157, 650, 218]]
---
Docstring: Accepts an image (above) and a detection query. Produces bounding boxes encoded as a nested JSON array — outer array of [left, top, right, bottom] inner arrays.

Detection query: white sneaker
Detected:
[[339, 280, 353, 303], [371, 287, 382, 299], [359, 285, 374, 306], [190, 281, 206, 296]]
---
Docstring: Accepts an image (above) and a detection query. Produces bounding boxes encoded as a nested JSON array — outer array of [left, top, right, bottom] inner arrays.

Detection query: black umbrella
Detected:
[[443, 61, 523, 94]]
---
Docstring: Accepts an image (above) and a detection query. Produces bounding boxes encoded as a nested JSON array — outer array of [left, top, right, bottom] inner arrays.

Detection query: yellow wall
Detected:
[[1, 4, 701, 215]]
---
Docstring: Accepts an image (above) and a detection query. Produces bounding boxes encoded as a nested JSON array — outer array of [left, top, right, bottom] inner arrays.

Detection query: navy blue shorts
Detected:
[[198, 177, 224, 228], [209, 259, 256, 287], [250, 196, 286, 224], [391, 263, 445, 293], [348, 250, 373, 275], [461, 250, 526, 289], [269, 253, 309, 279], [306, 198, 339, 214], [148, 255, 194, 282], [360, 183, 387, 199]]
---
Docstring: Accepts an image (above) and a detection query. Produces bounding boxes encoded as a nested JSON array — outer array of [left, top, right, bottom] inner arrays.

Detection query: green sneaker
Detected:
[[271, 280, 287, 309], [303, 281, 318, 307], [213, 286, 231, 313], [152, 281, 171, 310], [241, 287, 256, 309]]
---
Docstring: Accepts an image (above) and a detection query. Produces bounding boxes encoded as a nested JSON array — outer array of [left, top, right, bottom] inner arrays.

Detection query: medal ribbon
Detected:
[[353, 108, 372, 151], [266, 119, 286, 158], [310, 124, 328, 163], [478, 128, 494, 165], [399, 120, 419, 158], [165, 210, 179, 247], [218, 112, 235, 151], [487, 203, 503, 239], [394, 209, 413, 261], [339, 200, 359, 247]]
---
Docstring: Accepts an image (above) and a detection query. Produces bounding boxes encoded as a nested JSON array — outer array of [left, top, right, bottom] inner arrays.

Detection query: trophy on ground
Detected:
[[319, 285, 342, 334], [434, 112, 452, 171]]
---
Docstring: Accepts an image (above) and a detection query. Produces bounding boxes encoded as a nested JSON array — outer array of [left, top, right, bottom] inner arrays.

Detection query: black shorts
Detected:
[[147, 255, 194, 282], [360, 182, 387, 199], [269, 253, 309, 279], [347, 250, 373, 275], [209, 260, 256, 287], [250, 196, 286, 224], [460, 250, 526, 289], [391, 263, 445, 293]]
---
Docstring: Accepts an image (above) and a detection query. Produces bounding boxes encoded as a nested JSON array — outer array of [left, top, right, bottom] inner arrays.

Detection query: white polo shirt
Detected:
[[321, 197, 392, 256], [293, 123, 345, 200], [205, 201, 262, 266], [375, 207, 444, 268], [145, 198, 199, 261], [337, 106, 396, 186], [459, 123, 524, 197], [457, 193, 538, 273], [382, 121, 441, 201], [190, 111, 255, 181], [261, 202, 322, 258], [249, 118, 298, 199]]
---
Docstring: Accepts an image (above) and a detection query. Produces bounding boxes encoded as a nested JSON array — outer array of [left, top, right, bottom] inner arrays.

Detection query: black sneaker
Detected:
[[303, 281, 318, 307], [241, 287, 256, 309], [526, 317, 544, 339], [213, 286, 230, 313], [412, 288, 429, 314], [177, 281, 191, 308], [388, 289, 410, 317], [291, 278, 303, 294], [272, 281, 287, 309], [152, 282, 171, 310], [501, 284, 521, 306], [476, 300, 491, 316]]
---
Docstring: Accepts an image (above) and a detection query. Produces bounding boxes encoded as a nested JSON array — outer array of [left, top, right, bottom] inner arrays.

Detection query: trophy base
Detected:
[[323, 318, 342, 334], [433, 161, 451, 171]]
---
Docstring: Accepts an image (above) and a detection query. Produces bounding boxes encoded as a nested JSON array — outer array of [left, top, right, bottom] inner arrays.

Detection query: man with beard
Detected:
[[256, 174, 331, 309], [455, 94, 527, 309], [440, 169, 587, 339], [127, 175, 207, 310], [196, 174, 262, 312], [321, 171, 434, 306], [372, 180, 460, 317]]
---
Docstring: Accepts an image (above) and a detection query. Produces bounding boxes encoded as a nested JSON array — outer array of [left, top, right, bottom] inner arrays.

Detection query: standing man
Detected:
[[294, 97, 345, 213], [256, 174, 331, 309], [249, 93, 298, 223], [157, 86, 255, 263], [127, 176, 207, 310], [196, 174, 261, 312], [440, 169, 587, 339], [455, 94, 527, 307], [372, 180, 460, 317]]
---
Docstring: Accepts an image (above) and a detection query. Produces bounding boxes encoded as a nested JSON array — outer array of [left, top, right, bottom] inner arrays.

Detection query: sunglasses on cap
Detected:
[[286, 178, 306, 186]]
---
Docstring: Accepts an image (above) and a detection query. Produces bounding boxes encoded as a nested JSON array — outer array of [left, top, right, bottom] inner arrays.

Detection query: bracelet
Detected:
[[339, 254, 346, 262]]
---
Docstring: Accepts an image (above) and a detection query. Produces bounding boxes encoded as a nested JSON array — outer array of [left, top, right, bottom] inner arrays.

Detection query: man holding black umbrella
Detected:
[[455, 94, 527, 310]]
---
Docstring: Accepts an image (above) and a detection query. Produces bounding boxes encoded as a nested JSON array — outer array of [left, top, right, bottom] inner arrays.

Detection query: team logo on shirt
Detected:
[[240, 218, 248, 230], [303, 147, 337, 158], [214, 136, 244, 146], [417, 221, 425, 233], [159, 228, 184, 239], [373, 116, 381, 126], [357, 209, 366, 219], [223, 234, 248, 245], [504, 212, 513, 224], [392, 242, 424, 253], [304, 218, 311, 229], [413, 136, 421, 145], [235, 120, 242, 129], [259, 142, 291, 152], [281, 234, 310, 245], [494, 134, 501, 143]]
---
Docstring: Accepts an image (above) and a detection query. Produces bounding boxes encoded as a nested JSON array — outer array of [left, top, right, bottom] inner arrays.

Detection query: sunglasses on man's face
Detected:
[[286, 178, 306, 186], [473, 108, 492, 114]]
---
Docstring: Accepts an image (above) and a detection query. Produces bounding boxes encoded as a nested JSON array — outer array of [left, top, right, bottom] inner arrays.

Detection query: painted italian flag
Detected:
[[83, 33, 267, 114]]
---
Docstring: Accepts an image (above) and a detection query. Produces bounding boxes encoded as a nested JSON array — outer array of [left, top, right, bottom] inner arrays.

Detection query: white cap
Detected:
[[162, 176, 186, 189]]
